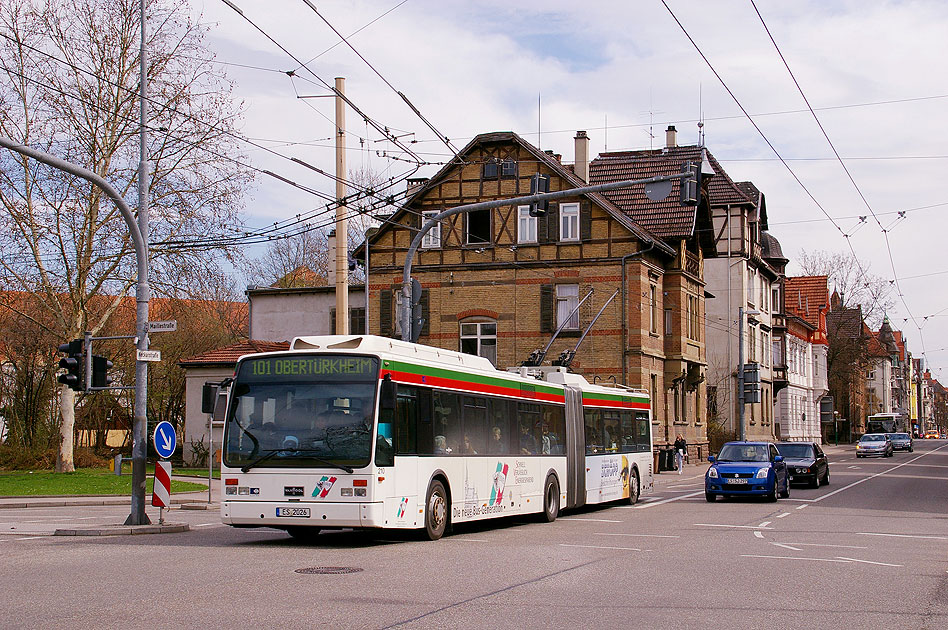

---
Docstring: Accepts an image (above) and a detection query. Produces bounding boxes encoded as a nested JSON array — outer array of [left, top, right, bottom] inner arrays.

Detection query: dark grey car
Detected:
[[886, 432, 913, 452], [775, 442, 829, 488]]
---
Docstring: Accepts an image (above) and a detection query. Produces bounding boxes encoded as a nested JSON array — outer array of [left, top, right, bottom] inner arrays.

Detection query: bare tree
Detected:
[[0, 0, 252, 471], [245, 229, 330, 288], [797, 250, 893, 327]]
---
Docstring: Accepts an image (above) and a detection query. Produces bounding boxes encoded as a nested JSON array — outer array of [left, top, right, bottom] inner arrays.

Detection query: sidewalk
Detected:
[[0, 476, 220, 510]]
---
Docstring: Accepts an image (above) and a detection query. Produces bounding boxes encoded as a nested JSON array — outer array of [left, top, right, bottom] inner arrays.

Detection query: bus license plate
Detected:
[[276, 507, 311, 518], [726, 478, 748, 484]]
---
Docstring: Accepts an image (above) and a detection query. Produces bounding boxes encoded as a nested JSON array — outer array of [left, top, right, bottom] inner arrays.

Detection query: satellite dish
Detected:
[[644, 179, 673, 201]]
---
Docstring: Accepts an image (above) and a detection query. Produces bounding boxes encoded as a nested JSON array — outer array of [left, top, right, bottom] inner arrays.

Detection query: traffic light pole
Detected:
[[399, 170, 694, 341], [0, 138, 151, 525], [738, 307, 746, 442]]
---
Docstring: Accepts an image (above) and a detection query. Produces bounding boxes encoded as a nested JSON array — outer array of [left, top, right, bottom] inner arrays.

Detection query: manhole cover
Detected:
[[295, 567, 363, 575]]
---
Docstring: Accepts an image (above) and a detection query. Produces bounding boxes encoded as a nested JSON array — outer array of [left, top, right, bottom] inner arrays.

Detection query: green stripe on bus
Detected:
[[383, 359, 564, 399]]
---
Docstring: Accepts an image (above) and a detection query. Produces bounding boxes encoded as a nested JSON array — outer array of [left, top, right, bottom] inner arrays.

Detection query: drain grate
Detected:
[[295, 566, 363, 575]]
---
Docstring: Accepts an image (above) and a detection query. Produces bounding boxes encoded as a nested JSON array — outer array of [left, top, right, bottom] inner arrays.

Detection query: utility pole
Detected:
[[334, 76, 348, 334], [128, 0, 151, 525]]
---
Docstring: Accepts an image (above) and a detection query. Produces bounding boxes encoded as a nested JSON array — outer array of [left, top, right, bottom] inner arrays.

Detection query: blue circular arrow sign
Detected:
[[153, 421, 177, 459]]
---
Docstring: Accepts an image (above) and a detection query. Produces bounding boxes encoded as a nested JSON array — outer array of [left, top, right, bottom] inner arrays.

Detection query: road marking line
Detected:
[[776, 512, 791, 519], [561, 518, 622, 523], [772, 542, 802, 551], [16, 536, 45, 540], [595, 532, 680, 538], [194, 523, 220, 527], [561, 543, 645, 552], [836, 556, 902, 567], [742, 554, 850, 563], [811, 447, 948, 503], [633, 490, 704, 509], [448, 538, 489, 542], [848, 466, 861, 469], [754, 531, 764, 539], [695, 523, 773, 530], [857, 532, 948, 541], [758, 521, 772, 528], [782, 543, 868, 549], [796, 504, 809, 510]]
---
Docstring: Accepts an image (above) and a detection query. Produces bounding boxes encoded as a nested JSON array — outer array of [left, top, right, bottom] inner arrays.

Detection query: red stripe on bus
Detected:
[[582, 398, 650, 410], [382, 370, 565, 404]]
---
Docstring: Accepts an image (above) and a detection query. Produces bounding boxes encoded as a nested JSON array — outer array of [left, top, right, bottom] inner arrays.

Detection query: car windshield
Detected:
[[776, 444, 813, 459], [890, 433, 910, 440], [223, 354, 379, 470], [717, 444, 770, 462], [860, 434, 885, 442]]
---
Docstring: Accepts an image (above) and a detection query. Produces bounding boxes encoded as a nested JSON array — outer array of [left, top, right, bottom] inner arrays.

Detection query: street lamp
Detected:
[[737, 306, 761, 441]]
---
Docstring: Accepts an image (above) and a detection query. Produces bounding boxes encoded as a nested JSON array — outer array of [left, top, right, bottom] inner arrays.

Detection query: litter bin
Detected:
[[659, 448, 675, 471]]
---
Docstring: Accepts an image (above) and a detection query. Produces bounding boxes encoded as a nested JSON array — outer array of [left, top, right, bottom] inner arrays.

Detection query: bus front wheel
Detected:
[[424, 479, 449, 540], [541, 475, 560, 522]]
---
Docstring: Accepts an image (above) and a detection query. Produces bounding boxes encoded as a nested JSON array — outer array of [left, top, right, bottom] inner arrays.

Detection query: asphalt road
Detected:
[[1, 441, 946, 629]]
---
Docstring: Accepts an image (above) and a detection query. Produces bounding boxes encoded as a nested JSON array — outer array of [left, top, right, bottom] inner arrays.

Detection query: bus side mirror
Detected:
[[380, 374, 396, 411], [202, 383, 218, 414]]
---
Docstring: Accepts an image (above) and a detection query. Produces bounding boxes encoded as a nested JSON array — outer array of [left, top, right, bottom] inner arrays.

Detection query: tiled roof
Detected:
[[179, 340, 290, 367], [588, 145, 752, 239], [826, 304, 863, 339], [784, 276, 829, 329]]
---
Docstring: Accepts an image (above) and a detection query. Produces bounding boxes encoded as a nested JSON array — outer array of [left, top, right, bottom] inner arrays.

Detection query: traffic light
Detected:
[[529, 173, 550, 217], [742, 362, 761, 404], [57, 339, 85, 392], [679, 161, 698, 206], [91, 355, 114, 388], [410, 278, 425, 343]]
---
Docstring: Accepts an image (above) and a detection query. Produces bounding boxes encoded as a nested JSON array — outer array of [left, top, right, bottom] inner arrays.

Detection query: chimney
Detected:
[[406, 177, 429, 196], [544, 149, 561, 163], [574, 130, 589, 182], [665, 125, 677, 148]]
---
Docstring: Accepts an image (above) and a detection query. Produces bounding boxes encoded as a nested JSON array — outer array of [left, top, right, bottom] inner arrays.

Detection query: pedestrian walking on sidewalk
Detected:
[[674, 434, 687, 474]]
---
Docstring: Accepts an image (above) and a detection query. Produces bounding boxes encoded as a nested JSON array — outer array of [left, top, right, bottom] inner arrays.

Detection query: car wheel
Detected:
[[424, 479, 449, 540], [541, 475, 560, 522], [705, 491, 716, 502], [286, 526, 321, 542], [909, 447, 913, 452], [822, 469, 830, 486], [810, 474, 820, 489], [627, 469, 640, 506], [767, 481, 778, 502], [780, 476, 791, 499]]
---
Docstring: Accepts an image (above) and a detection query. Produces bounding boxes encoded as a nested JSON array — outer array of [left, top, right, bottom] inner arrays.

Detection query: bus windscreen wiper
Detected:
[[240, 448, 354, 474]]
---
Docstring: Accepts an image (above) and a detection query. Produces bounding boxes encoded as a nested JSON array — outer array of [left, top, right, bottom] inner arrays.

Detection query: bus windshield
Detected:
[[223, 354, 379, 470]]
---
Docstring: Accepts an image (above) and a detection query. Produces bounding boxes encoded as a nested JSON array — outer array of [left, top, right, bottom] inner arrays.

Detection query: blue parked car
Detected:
[[705, 441, 789, 502]]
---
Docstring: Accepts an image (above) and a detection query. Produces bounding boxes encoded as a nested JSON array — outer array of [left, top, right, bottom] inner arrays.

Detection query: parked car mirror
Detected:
[[774, 455, 784, 463], [707, 455, 716, 463]]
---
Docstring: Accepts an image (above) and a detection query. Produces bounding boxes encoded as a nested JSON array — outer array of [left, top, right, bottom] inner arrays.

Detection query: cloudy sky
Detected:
[[194, 0, 948, 375]]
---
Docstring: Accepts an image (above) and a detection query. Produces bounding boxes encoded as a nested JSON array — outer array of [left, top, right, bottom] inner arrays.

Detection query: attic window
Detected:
[[482, 158, 517, 179]]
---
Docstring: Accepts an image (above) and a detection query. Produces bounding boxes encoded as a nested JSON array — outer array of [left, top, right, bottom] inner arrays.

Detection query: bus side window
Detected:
[[433, 390, 461, 454], [620, 411, 635, 454], [584, 409, 602, 454], [395, 386, 418, 455], [416, 388, 433, 454], [635, 412, 650, 451], [462, 396, 488, 454], [543, 405, 565, 454]]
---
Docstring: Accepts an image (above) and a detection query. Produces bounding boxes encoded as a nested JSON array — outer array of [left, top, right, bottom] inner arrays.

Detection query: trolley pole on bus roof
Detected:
[[399, 170, 695, 342]]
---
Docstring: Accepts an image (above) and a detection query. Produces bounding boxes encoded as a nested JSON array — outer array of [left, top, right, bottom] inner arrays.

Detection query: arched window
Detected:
[[460, 319, 497, 366]]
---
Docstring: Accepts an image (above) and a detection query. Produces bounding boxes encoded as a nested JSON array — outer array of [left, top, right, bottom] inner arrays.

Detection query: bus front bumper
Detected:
[[222, 500, 385, 529]]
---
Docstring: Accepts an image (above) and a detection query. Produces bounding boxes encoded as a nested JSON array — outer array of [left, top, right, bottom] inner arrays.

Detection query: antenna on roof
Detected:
[[697, 84, 706, 147], [604, 113, 608, 152], [537, 92, 541, 149]]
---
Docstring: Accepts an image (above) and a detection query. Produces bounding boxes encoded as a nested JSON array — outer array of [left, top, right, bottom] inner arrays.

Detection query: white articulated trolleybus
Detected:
[[217, 335, 652, 540]]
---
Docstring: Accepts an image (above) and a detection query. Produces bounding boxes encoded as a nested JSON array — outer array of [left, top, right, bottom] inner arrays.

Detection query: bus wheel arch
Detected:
[[423, 472, 451, 541], [541, 471, 560, 522]]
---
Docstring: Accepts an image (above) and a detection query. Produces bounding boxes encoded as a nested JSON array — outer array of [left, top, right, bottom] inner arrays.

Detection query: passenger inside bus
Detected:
[[519, 422, 538, 454], [488, 426, 505, 453]]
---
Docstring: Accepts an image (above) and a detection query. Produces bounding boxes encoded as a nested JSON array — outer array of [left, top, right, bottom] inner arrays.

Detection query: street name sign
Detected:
[[147, 320, 177, 333], [137, 349, 161, 362], [153, 420, 177, 459]]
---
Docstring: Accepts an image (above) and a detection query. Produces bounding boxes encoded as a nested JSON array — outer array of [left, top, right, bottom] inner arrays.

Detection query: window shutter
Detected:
[[542, 203, 558, 244], [380, 289, 392, 337], [409, 210, 420, 230], [330, 308, 336, 334], [537, 206, 548, 243], [540, 284, 554, 333], [421, 289, 430, 336], [580, 201, 592, 241]]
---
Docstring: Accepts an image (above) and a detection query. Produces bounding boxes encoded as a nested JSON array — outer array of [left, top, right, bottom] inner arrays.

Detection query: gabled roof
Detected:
[[362, 131, 675, 257], [179, 340, 290, 368], [589, 145, 752, 241], [784, 276, 829, 329], [735, 181, 768, 230]]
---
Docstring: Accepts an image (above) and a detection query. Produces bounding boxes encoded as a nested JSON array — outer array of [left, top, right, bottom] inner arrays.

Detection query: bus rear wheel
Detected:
[[541, 475, 559, 522], [627, 469, 640, 505], [424, 480, 448, 540]]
